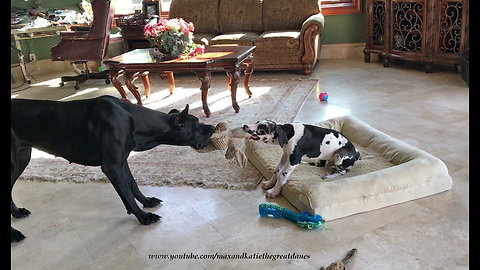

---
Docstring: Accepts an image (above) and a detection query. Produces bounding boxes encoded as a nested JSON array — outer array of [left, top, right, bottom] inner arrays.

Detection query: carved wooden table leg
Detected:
[[166, 71, 175, 94], [196, 71, 212, 117], [226, 67, 241, 113], [226, 73, 232, 91], [140, 72, 150, 98], [159, 72, 175, 94], [243, 55, 254, 98], [123, 71, 150, 105], [110, 70, 127, 99], [125, 72, 143, 105]]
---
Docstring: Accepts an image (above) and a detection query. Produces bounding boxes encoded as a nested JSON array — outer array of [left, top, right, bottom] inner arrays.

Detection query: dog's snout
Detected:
[[205, 125, 215, 136], [195, 143, 205, 150], [243, 125, 255, 135]]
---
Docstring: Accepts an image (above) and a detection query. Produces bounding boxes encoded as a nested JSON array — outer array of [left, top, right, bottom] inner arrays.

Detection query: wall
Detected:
[[11, 0, 82, 63], [11, 0, 367, 63], [12, 0, 80, 10], [321, 13, 366, 44], [321, 0, 367, 44]]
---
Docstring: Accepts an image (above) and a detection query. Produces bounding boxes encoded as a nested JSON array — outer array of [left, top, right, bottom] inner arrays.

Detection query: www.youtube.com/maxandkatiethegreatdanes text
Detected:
[[148, 252, 311, 262]]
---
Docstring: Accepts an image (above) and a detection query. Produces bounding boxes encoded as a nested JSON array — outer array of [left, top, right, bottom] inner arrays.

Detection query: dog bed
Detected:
[[245, 116, 452, 220]]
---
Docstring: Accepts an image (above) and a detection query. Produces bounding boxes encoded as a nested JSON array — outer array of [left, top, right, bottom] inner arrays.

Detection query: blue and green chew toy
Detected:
[[259, 203, 325, 230]]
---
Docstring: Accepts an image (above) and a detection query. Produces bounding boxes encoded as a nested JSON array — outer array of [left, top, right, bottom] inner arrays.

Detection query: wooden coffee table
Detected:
[[104, 45, 255, 117]]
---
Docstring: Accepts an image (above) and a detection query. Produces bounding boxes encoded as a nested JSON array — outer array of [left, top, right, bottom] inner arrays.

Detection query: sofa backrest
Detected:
[[262, 0, 321, 31], [169, 0, 321, 34], [169, 0, 219, 34], [218, 0, 263, 33]]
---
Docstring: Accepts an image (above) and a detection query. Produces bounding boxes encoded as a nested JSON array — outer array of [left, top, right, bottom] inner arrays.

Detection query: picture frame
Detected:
[[142, 1, 161, 19]]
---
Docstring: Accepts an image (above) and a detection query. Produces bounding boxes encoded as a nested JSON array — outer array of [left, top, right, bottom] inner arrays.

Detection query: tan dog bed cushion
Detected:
[[245, 116, 452, 220]]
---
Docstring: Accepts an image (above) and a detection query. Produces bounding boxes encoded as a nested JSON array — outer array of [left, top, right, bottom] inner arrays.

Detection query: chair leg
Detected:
[[71, 62, 83, 74], [59, 73, 88, 89], [59, 62, 110, 89]]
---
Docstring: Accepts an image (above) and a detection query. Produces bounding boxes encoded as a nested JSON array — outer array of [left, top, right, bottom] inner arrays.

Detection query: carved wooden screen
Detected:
[[391, 0, 426, 53], [435, 0, 464, 57], [372, 0, 386, 47], [364, 0, 468, 72]]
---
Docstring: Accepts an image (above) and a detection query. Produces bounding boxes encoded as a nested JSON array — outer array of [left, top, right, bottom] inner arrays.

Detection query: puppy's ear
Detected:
[[275, 126, 288, 147], [174, 104, 189, 127], [267, 121, 277, 134], [168, 109, 180, 114]]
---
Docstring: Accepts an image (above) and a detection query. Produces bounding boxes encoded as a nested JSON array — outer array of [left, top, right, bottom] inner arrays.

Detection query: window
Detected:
[[113, 0, 362, 17], [114, 0, 143, 14], [159, 0, 171, 18], [321, 0, 362, 16]]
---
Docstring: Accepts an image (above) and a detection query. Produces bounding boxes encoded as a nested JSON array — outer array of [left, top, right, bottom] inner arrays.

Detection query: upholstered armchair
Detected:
[[51, 0, 115, 89]]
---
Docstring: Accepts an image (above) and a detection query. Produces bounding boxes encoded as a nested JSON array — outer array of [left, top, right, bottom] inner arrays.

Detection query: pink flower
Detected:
[[144, 17, 202, 57], [187, 22, 195, 32], [188, 44, 205, 56], [195, 44, 205, 54]]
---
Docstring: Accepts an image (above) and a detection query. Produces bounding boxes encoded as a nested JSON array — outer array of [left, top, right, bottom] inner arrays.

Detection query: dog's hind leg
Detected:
[[123, 163, 162, 208], [266, 163, 298, 198], [11, 132, 32, 219], [102, 161, 161, 225], [11, 145, 32, 218], [11, 132, 32, 242]]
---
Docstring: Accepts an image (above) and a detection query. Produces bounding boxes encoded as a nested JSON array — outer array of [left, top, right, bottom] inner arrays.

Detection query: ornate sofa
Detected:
[[169, 0, 324, 74]]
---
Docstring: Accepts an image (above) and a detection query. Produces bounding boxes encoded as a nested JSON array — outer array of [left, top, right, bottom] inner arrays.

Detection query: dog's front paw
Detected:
[[323, 170, 346, 180], [139, 212, 162, 225], [12, 208, 31, 219], [143, 197, 162, 208], [266, 188, 281, 198], [323, 174, 336, 180], [11, 227, 26, 243]]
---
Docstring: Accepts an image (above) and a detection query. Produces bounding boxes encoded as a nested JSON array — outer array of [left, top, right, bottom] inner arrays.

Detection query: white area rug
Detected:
[[19, 77, 318, 190]]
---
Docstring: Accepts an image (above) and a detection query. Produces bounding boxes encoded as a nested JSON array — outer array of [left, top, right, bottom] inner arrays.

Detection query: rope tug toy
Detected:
[[193, 122, 249, 168]]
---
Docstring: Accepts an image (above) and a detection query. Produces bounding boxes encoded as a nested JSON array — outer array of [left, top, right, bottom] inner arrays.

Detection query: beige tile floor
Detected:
[[11, 57, 469, 269]]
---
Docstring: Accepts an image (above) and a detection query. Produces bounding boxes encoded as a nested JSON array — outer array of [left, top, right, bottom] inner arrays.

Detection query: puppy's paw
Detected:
[[323, 174, 338, 180], [323, 170, 346, 180], [139, 212, 162, 225], [12, 208, 31, 219], [266, 188, 281, 198], [143, 197, 162, 208]]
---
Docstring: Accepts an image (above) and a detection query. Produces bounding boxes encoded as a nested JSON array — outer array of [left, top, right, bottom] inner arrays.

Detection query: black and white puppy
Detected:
[[243, 120, 360, 197]]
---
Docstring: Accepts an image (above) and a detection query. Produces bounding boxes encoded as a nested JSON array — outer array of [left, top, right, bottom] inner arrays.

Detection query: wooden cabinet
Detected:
[[115, 15, 150, 52], [363, 0, 469, 72]]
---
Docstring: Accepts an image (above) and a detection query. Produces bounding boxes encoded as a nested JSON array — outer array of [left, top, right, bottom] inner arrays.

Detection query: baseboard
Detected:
[[319, 42, 365, 59]]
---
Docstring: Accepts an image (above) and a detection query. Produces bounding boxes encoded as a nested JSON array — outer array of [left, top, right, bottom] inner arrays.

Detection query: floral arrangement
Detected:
[[80, 0, 93, 24], [144, 18, 205, 58]]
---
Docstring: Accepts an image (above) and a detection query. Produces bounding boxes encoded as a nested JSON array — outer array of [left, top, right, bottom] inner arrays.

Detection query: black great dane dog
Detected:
[[11, 95, 215, 242]]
